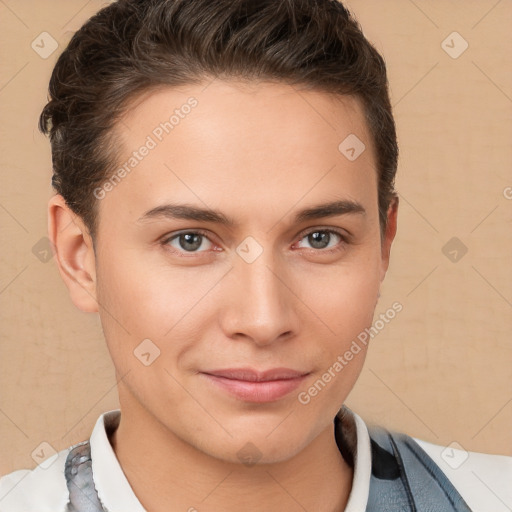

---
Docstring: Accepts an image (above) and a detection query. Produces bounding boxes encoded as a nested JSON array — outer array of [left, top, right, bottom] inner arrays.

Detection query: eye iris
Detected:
[[308, 231, 331, 249], [179, 233, 203, 251]]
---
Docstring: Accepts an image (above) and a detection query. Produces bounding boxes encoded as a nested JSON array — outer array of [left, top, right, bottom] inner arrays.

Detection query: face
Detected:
[[63, 80, 397, 464]]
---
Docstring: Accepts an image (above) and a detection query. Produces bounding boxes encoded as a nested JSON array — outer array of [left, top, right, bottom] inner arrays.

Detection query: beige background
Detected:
[[0, 0, 511, 475]]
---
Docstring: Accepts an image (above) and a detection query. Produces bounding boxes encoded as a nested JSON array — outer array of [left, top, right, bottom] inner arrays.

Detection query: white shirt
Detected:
[[1, 408, 511, 511]]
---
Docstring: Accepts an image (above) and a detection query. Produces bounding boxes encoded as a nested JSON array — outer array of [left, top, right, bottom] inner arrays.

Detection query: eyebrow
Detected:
[[137, 199, 366, 227]]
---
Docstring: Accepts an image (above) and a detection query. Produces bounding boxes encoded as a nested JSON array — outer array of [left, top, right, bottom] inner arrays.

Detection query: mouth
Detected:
[[200, 367, 310, 403]]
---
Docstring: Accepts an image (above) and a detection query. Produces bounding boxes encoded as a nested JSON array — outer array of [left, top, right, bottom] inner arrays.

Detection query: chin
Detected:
[[204, 428, 309, 467]]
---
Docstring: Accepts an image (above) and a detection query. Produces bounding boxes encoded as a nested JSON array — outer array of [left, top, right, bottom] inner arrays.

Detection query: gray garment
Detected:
[[364, 423, 473, 511], [64, 416, 473, 511]]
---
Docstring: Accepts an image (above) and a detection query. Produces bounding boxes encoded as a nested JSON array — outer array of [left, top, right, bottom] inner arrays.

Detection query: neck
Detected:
[[110, 400, 353, 512]]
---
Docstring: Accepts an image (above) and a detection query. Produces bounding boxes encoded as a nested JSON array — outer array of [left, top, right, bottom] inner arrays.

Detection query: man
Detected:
[[0, 0, 510, 510]]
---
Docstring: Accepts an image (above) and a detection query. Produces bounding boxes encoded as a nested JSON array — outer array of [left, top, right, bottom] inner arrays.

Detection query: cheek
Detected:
[[94, 250, 222, 363], [294, 261, 380, 414], [325, 276, 377, 325], [299, 253, 381, 338]]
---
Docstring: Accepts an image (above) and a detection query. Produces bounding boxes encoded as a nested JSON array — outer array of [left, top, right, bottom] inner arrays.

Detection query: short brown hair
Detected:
[[39, 0, 398, 238]]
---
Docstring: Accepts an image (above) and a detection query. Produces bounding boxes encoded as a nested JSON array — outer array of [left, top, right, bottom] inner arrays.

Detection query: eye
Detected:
[[295, 228, 347, 252], [161, 227, 348, 257], [162, 230, 215, 254]]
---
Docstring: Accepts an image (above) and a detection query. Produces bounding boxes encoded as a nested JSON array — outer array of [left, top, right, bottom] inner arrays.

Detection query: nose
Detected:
[[218, 248, 299, 347]]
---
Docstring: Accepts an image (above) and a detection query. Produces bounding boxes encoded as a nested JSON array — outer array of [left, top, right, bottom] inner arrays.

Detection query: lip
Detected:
[[201, 367, 310, 403]]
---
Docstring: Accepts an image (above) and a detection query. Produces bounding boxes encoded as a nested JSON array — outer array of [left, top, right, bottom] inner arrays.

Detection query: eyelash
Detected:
[[160, 227, 349, 257]]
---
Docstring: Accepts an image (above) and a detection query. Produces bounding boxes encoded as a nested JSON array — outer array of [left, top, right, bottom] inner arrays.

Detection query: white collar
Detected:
[[90, 409, 146, 511], [90, 406, 371, 511]]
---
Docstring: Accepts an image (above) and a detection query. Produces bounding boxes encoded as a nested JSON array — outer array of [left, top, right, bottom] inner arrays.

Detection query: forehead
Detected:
[[102, 80, 378, 228], [119, 80, 371, 154]]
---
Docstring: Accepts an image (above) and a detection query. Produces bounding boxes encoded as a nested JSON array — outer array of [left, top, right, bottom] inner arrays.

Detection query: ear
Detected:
[[380, 196, 399, 283], [48, 194, 98, 313]]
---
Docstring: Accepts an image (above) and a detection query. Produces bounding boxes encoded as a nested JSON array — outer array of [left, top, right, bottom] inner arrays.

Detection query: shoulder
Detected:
[[413, 437, 512, 512], [0, 447, 71, 512]]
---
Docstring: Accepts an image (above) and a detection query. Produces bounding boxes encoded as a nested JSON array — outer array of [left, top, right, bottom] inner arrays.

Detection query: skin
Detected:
[[48, 80, 398, 511]]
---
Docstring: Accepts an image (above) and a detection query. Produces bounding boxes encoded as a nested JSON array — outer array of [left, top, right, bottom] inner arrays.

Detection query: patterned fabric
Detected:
[[64, 441, 106, 512]]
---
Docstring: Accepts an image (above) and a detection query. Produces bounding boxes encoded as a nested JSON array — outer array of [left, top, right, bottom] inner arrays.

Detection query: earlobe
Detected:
[[380, 196, 399, 282], [48, 195, 99, 313]]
